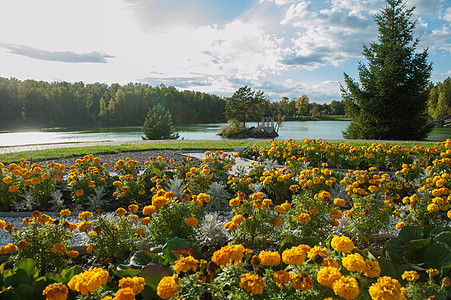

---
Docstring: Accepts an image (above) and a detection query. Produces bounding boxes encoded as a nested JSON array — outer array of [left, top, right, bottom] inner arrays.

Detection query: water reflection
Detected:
[[0, 121, 448, 147]]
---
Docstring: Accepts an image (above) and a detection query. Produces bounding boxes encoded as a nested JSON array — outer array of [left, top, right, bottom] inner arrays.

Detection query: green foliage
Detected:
[[8, 213, 74, 275], [142, 104, 180, 140], [342, 0, 433, 140], [88, 211, 143, 264], [225, 86, 266, 125]]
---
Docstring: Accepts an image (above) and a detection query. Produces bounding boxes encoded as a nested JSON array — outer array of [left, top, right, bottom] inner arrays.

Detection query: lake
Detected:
[[0, 121, 449, 146]]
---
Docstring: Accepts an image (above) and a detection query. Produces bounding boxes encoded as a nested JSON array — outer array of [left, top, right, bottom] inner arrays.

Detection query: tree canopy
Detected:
[[142, 104, 179, 140], [225, 86, 266, 126], [341, 0, 432, 140]]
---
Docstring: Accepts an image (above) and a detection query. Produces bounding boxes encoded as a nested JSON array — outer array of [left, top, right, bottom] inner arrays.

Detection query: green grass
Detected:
[[0, 138, 443, 164]]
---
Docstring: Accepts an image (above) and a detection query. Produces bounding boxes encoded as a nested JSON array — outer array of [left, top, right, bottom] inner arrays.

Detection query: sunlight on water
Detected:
[[0, 121, 448, 146]]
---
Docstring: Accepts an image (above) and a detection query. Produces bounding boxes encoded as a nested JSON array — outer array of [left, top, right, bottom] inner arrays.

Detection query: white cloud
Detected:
[[443, 7, 451, 22], [259, 0, 295, 7]]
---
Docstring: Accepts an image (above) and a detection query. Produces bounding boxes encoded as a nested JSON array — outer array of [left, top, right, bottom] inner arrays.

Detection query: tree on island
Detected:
[[225, 86, 265, 126], [341, 0, 432, 140], [142, 104, 179, 140]]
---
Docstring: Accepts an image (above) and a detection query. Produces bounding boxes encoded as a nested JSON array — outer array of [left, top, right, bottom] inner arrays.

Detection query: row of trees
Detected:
[[0, 78, 226, 128], [427, 77, 451, 121]]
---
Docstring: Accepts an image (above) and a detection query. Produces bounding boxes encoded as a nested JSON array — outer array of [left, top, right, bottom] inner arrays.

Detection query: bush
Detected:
[[142, 104, 179, 140]]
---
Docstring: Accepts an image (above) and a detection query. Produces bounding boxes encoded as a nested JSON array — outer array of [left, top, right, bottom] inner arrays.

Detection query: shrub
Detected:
[[142, 104, 179, 140]]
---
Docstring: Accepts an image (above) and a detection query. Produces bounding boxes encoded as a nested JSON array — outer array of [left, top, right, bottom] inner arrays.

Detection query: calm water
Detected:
[[0, 121, 449, 146]]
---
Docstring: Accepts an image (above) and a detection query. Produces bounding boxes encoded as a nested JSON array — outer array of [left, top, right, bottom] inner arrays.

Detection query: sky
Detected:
[[0, 0, 450, 103]]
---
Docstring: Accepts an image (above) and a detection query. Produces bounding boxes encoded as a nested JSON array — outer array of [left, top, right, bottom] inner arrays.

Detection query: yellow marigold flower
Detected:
[[331, 235, 355, 253], [152, 195, 169, 210], [156, 275, 180, 299], [197, 193, 211, 203], [116, 207, 127, 217], [118, 276, 146, 295], [128, 204, 139, 212], [334, 198, 346, 207], [68, 223, 78, 230], [317, 266, 342, 288], [363, 260, 381, 278], [229, 197, 241, 207], [224, 221, 238, 231], [212, 244, 245, 266], [141, 217, 151, 225], [396, 222, 405, 229], [274, 216, 283, 227], [113, 287, 134, 300], [60, 209, 71, 217], [282, 246, 307, 265], [68, 267, 109, 296], [185, 217, 198, 227], [259, 250, 281, 266], [17, 240, 29, 250], [67, 250, 79, 259], [2, 176, 13, 184], [297, 213, 311, 224], [342, 253, 365, 272], [174, 255, 199, 274], [239, 273, 266, 295], [402, 270, 420, 282], [273, 270, 291, 285], [291, 272, 314, 291], [332, 276, 360, 300], [369, 276, 404, 300], [75, 189, 84, 197], [78, 220, 92, 232], [427, 203, 439, 213], [85, 245, 97, 255], [143, 205, 156, 215], [135, 229, 146, 237], [323, 257, 339, 268], [51, 243, 66, 254], [8, 185, 18, 193], [232, 214, 244, 225], [42, 282, 68, 300], [426, 268, 438, 277], [274, 205, 287, 214], [330, 209, 343, 219], [0, 243, 17, 254], [308, 246, 328, 261]]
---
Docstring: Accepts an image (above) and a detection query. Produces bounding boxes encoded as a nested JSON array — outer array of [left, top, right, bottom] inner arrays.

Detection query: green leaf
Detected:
[[14, 283, 34, 298], [424, 242, 451, 270], [398, 225, 424, 244], [3, 269, 33, 287], [0, 289, 21, 300], [140, 285, 159, 300], [278, 234, 299, 253], [140, 264, 172, 291], [16, 259, 38, 280], [433, 231, 451, 248], [162, 238, 196, 261], [112, 267, 141, 278], [130, 250, 152, 268], [428, 226, 451, 238], [377, 257, 397, 278], [45, 273, 63, 283], [60, 265, 83, 284], [385, 237, 404, 265], [402, 238, 430, 260], [299, 236, 321, 248]]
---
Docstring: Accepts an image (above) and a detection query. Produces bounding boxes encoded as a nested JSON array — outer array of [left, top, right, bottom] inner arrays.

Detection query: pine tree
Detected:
[[142, 104, 179, 140], [341, 0, 433, 140], [225, 86, 265, 126]]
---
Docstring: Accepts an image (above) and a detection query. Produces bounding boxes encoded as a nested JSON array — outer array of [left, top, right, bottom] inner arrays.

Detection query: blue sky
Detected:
[[0, 0, 450, 103]]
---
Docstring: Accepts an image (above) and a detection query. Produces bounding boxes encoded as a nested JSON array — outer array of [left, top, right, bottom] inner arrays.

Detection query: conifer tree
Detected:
[[341, 0, 432, 140], [142, 104, 179, 140]]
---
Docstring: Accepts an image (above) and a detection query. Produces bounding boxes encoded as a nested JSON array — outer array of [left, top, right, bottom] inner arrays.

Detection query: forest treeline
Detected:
[[0, 78, 226, 128]]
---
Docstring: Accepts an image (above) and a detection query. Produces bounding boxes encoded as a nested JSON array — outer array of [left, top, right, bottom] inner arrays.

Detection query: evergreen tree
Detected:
[[225, 86, 265, 126], [341, 0, 432, 140], [142, 104, 179, 140]]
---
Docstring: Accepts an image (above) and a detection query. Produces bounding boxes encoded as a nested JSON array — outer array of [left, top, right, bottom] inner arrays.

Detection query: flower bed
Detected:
[[0, 139, 450, 299]]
